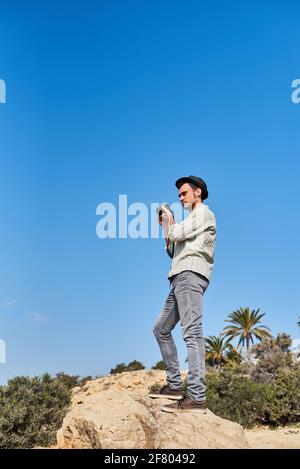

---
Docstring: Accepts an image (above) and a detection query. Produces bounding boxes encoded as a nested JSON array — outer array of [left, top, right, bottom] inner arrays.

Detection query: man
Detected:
[[149, 175, 216, 413]]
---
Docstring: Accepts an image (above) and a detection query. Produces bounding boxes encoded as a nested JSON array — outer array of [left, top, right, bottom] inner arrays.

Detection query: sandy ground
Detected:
[[245, 426, 300, 449]]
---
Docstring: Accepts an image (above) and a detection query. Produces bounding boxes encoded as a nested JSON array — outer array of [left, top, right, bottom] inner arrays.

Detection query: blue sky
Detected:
[[0, 1, 299, 384]]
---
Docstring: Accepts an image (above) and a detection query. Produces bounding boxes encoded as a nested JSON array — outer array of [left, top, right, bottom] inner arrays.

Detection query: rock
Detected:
[[245, 426, 300, 449], [57, 370, 250, 449]]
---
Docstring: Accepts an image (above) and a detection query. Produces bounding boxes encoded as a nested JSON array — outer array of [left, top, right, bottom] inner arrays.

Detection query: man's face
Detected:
[[178, 183, 201, 209]]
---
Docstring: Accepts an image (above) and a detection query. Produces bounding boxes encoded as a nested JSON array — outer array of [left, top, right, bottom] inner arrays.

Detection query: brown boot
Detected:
[[161, 396, 207, 413], [148, 384, 184, 400]]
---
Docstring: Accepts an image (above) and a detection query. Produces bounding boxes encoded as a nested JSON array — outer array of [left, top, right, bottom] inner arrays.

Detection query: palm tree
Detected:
[[222, 307, 272, 353], [225, 343, 243, 365], [205, 335, 233, 369]]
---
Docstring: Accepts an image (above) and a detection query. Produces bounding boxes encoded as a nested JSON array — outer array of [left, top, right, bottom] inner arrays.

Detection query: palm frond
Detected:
[[223, 307, 272, 352]]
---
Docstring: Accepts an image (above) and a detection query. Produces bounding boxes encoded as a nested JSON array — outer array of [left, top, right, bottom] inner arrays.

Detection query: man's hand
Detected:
[[157, 207, 175, 254], [158, 206, 174, 224], [160, 206, 175, 240]]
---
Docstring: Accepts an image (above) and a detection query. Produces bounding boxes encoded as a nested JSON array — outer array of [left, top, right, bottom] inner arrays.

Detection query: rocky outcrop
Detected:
[[56, 370, 250, 449], [245, 427, 300, 449]]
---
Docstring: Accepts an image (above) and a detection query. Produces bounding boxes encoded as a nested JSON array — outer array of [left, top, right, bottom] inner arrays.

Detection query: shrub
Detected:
[[126, 360, 145, 371], [110, 363, 128, 374], [148, 383, 162, 393], [206, 370, 268, 428], [55, 372, 92, 388], [110, 360, 145, 374], [262, 366, 300, 426], [251, 333, 293, 383], [0, 374, 72, 449], [151, 360, 166, 370], [206, 364, 300, 428]]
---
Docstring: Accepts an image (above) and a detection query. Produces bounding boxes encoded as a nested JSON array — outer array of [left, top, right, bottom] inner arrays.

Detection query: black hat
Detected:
[[175, 175, 208, 200]]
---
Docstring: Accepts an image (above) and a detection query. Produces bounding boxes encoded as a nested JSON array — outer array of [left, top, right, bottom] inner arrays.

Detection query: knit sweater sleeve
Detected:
[[168, 206, 207, 242]]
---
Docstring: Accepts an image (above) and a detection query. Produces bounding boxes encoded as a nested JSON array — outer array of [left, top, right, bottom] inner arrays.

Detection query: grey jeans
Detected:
[[153, 270, 209, 402]]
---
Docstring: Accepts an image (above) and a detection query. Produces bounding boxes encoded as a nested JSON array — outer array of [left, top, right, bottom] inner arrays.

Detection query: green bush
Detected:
[[110, 362, 128, 374], [126, 360, 145, 371], [262, 366, 300, 426], [151, 360, 166, 370], [0, 372, 88, 449], [206, 370, 268, 428], [110, 360, 145, 374], [206, 364, 300, 428]]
